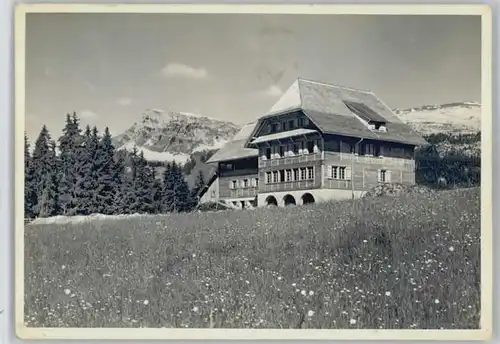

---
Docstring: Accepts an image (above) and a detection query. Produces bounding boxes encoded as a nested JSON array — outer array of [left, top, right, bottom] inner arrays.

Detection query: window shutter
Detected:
[[388, 170, 392, 183], [346, 166, 352, 180], [229, 181, 233, 189], [377, 169, 381, 182]]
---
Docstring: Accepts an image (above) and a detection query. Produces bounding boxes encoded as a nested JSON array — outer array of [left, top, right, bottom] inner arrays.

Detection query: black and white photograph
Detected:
[[15, 4, 493, 341]]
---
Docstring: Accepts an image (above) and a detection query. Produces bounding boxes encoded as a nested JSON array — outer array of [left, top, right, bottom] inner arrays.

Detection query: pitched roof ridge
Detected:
[[297, 77, 374, 94]]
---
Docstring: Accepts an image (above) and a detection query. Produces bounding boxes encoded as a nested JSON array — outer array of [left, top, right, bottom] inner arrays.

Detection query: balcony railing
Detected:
[[259, 152, 323, 168], [227, 187, 258, 199], [326, 152, 415, 168]]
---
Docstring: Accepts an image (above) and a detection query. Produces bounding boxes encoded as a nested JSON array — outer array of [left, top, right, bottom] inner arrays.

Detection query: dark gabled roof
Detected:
[[248, 78, 428, 147], [205, 122, 259, 164]]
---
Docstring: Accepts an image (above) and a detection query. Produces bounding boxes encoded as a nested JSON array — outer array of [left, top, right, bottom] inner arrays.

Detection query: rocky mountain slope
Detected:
[[112, 109, 240, 164]]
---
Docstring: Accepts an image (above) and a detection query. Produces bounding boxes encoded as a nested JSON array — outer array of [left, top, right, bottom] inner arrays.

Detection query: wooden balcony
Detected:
[[261, 180, 318, 193], [227, 187, 258, 199], [259, 152, 323, 168]]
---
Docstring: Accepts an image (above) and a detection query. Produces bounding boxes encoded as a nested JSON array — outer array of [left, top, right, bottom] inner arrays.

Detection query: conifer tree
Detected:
[[73, 126, 99, 215], [133, 151, 156, 213], [118, 146, 139, 214], [24, 133, 36, 218], [151, 175, 164, 214], [31, 125, 54, 217], [162, 160, 191, 212], [38, 140, 61, 217], [94, 127, 117, 214], [162, 161, 176, 212], [58, 112, 82, 214]]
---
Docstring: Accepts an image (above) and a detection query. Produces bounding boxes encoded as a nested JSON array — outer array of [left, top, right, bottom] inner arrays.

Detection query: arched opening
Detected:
[[265, 195, 278, 206], [301, 193, 315, 205], [283, 194, 296, 206]]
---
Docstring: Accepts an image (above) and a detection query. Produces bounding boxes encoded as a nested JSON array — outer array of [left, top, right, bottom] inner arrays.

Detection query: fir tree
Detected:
[[24, 133, 37, 218], [151, 176, 164, 214], [162, 161, 191, 212], [73, 126, 99, 215], [118, 146, 139, 214], [132, 151, 156, 213], [94, 127, 117, 214], [58, 113, 82, 214], [38, 140, 61, 217], [31, 125, 54, 217]]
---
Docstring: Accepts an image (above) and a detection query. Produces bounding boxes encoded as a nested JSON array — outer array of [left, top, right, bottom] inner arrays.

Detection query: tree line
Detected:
[[24, 113, 206, 218], [415, 132, 481, 188]]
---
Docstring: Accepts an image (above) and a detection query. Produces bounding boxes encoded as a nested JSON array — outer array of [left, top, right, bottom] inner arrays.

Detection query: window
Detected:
[[329, 166, 350, 180], [279, 170, 285, 182], [339, 167, 346, 179], [285, 169, 292, 182], [270, 123, 279, 133], [254, 178, 259, 187], [313, 139, 320, 153], [307, 166, 314, 180], [231, 180, 237, 189], [243, 179, 249, 188], [272, 171, 279, 183], [282, 121, 287, 131], [288, 119, 295, 130], [279, 145, 285, 158], [265, 147, 271, 160], [300, 167, 307, 180], [332, 166, 338, 179], [293, 168, 299, 181], [293, 143, 300, 155], [303, 117, 310, 126], [306, 141, 314, 154], [364, 143, 375, 156], [266, 172, 272, 184], [379, 169, 390, 183]]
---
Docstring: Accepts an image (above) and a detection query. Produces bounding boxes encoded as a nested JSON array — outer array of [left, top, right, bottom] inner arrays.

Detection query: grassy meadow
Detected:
[[24, 188, 481, 329]]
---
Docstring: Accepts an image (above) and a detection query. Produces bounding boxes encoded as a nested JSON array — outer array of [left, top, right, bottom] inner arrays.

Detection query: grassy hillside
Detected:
[[24, 188, 480, 329]]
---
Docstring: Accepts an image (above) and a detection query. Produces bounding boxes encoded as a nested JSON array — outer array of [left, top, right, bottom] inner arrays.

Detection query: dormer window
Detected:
[[343, 100, 388, 132]]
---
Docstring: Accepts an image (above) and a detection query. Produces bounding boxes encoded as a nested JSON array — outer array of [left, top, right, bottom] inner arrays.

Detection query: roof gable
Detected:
[[268, 80, 301, 113]]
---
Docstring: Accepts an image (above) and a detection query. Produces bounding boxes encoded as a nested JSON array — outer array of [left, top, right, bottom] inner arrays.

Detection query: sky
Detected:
[[25, 13, 481, 141]]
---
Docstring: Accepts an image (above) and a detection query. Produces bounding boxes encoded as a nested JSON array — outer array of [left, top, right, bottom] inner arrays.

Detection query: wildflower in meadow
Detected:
[[192, 306, 199, 313], [307, 310, 315, 317], [301, 290, 307, 296], [309, 291, 314, 296], [385, 291, 391, 296], [350, 318, 357, 325], [449, 246, 454, 252], [143, 300, 149, 305]]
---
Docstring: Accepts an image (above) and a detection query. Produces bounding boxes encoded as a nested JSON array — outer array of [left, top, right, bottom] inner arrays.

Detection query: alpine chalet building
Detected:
[[204, 78, 427, 208]]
